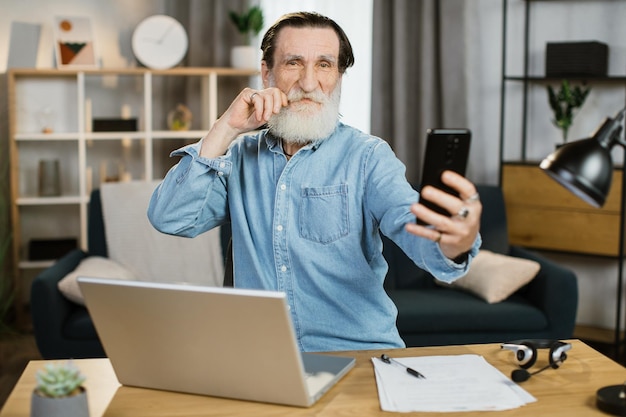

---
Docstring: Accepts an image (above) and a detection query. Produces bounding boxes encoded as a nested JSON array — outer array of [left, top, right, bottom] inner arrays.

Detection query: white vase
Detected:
[[31, 388, 89, 417], [230, 45, 258, 69]]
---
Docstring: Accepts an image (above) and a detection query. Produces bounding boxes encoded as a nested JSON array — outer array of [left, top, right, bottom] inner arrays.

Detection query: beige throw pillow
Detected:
[[58, 256, 138, 305], [437, 250, 540, 303]]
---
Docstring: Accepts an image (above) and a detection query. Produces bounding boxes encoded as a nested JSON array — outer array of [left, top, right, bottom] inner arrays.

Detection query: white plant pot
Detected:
[[230, 45, 258, 69], [31, 388, 89, 417]]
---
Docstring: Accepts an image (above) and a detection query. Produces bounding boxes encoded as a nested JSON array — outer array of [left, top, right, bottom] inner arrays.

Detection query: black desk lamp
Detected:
[[540, 107, 626, 416], [540, 107, 625, 207]]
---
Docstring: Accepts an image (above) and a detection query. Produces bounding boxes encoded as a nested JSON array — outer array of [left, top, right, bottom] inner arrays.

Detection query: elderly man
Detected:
[[148, 11, 482, 352]]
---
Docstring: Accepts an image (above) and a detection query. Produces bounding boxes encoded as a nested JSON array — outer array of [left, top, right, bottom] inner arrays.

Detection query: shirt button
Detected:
[[217, 171, 224, 176], [280, 184, 287, 191], [276, 225, 283, 231], [281, 265, 287, 272], [219, 162, 226, 168]]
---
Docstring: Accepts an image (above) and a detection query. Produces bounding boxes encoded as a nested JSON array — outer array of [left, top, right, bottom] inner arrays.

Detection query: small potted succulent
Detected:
[[31, 361, 89, 417], [229, 5, 264, 69]]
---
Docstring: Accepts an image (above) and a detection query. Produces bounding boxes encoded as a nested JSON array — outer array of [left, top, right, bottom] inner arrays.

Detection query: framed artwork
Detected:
[[53, 16, 98, 68]]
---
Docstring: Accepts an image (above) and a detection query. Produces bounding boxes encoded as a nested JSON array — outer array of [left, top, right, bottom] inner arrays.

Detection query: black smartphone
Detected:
[[417, 128, 471, 223]]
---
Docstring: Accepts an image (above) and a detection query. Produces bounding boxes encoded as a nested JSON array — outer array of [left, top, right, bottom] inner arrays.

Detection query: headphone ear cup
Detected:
[[549, 341, 568, 369], [516, 342, 537, 369]]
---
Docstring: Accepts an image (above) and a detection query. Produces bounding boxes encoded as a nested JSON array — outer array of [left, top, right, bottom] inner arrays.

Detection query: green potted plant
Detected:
[[31, 361, 89, 417], [229, 5, 264, 69], [547, 79, 591, 143]]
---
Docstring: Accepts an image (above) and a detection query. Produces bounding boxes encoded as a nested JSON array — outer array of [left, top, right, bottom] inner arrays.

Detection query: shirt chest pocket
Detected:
[[299, 184, 349, 244]]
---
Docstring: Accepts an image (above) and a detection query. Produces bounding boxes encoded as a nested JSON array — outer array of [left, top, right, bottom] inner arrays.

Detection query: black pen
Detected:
[[380, 354, 426, 379]]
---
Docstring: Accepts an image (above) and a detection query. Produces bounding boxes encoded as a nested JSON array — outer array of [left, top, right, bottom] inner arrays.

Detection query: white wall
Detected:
[[0, 0, 165, 71]]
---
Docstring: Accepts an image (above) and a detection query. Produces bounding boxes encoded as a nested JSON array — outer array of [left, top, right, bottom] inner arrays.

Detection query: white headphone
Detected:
[[501, 339, 572, 382]]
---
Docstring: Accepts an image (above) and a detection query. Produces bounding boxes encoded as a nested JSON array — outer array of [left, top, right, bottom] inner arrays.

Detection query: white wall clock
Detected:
[[132, 15, 188, 70]]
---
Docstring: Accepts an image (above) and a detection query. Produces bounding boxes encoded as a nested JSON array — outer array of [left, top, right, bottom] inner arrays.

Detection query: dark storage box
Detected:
[[92, 118, 137, 132], [546, 41, 608, 78], [28, 238, 78, 261]]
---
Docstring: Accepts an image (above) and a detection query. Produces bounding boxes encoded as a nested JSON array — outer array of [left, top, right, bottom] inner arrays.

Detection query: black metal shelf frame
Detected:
[[498, 0, 626, 362]]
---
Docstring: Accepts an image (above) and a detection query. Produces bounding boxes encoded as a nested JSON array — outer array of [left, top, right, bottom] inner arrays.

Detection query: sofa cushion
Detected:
[[389, 289, 548, 333], [101, 181, 224, 286], [58, 256, 137, 305], [435, 250, 540, 303]]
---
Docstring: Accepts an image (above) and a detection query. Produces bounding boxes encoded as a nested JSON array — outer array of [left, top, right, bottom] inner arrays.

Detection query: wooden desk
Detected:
[[1, 340, 624, 416]]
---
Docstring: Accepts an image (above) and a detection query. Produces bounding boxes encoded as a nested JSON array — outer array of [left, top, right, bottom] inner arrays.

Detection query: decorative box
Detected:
[[92, 118, 137, 132], [28, 238, 78, 261], [545, 41, 608, 78]]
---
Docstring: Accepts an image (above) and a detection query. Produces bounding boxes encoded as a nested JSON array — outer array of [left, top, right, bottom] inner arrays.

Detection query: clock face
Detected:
[[132, 15, 188, 70]]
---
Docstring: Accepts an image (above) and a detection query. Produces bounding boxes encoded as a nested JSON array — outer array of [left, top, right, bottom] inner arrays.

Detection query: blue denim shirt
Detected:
[[148, 122, 480, 352]]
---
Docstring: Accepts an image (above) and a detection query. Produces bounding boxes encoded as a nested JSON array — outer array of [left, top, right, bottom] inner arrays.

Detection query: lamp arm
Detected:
[[614, 108, 626, 148], [595, 107, 626, 149], [615, 126, 626, 148]]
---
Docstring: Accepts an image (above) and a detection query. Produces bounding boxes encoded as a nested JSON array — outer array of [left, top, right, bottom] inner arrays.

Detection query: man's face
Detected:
[[262, 26, 343, 143]]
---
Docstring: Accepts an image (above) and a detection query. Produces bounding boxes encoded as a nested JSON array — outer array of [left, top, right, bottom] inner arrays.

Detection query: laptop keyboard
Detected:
[[304, 371, 335, 395]]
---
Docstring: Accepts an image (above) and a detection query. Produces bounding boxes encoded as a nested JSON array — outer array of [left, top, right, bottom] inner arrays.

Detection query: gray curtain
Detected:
[[371, 0, 468, 184], [162, 0, 250, 128]]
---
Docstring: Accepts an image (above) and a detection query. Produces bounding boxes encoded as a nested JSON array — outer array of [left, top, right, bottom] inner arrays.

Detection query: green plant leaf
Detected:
[[35, 361, 86, 398], [229, 11, 248, 34], [229, 6, 264, 43], [546, 79, 591, 142], [248, 6, 264, 36]]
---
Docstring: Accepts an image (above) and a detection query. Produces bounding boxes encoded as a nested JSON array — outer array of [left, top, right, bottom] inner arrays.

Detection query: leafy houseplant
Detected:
[[228, 5, 264, 69], [229, 5, 264, 46], [547, 79, 591, 143], [31, 361, 89, 417]]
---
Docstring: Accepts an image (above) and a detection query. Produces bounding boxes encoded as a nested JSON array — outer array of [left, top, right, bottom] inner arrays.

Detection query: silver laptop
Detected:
[[77, 277, 355, 407]]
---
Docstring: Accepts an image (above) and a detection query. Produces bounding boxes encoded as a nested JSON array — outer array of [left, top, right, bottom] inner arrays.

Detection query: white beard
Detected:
[[266, 78, 341, 145]]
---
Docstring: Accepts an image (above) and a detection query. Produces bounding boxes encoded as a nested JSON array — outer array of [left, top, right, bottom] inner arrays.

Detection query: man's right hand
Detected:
[[200, 87, 288, 158]]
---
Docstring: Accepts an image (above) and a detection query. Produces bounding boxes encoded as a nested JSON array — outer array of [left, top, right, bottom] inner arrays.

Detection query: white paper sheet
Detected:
[[371, 354, 536, 412]]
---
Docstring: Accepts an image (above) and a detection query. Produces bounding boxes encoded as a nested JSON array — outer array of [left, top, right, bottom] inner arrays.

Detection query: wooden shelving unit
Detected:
[[7, 67, 258, 327]]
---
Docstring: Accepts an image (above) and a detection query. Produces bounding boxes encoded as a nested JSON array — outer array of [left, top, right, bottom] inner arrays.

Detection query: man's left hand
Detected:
[[406, 171, 482, 261]]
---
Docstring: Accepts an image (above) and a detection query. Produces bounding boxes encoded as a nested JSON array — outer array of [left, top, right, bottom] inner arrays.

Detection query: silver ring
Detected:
[[466, 193, 480, 203], [457, 206, 470, 219], [434, 231, 442, 243], [250, 92, 259, 101]]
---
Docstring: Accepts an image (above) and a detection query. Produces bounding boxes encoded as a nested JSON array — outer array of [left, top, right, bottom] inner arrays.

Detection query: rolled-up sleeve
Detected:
[[147, 140, 231, 237]]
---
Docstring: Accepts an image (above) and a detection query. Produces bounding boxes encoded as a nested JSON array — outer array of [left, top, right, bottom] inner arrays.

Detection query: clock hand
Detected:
[[156, 23, 176, 44]]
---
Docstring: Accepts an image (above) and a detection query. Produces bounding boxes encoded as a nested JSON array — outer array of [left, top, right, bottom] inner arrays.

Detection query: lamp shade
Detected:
[[540, 110, 625, 208], [540, 136, 614, 208]]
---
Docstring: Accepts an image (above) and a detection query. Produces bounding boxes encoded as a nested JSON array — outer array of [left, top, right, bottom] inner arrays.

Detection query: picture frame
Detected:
[[7, 21, 41, 68], [53, 16, 98, 69]]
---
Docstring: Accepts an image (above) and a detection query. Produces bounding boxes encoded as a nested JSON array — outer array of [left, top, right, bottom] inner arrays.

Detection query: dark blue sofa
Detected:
[[30, 185, 578, 359], [384, 184, 578, 346]]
